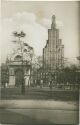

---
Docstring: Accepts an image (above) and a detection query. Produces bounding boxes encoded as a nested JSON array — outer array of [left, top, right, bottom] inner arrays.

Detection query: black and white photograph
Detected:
[[0, 0, 80, 125]]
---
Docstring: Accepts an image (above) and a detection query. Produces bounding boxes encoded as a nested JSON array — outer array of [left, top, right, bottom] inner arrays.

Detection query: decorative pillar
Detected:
[[24, 68, 30, 86], [9, 67, 15, 87]]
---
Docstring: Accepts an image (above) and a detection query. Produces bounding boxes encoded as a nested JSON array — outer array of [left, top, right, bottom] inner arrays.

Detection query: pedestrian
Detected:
[[40, 79, 43, 88]]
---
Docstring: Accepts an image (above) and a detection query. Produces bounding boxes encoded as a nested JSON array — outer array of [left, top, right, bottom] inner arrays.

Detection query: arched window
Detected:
[[14, 55, 22, 61]]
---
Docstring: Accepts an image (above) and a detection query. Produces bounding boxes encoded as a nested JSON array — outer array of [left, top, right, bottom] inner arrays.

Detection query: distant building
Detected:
[[43, 15, 64, 73]]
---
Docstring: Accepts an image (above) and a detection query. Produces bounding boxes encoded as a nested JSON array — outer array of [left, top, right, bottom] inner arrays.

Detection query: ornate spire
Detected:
[[51, 15, 56, 28]]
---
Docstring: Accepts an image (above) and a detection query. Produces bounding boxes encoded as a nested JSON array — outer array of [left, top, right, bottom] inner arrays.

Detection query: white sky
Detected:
[[1, 1, 80, 64]]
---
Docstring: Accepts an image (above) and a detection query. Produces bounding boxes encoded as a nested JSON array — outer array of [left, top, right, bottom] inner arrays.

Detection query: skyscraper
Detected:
[[43, 15, 64, 72]]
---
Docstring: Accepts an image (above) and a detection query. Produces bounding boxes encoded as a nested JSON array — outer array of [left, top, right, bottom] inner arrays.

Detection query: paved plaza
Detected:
[[0, 100, 79, 125]]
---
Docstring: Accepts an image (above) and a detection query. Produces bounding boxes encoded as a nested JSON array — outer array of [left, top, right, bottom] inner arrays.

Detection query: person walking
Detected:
[[40, 79, 43, 88]]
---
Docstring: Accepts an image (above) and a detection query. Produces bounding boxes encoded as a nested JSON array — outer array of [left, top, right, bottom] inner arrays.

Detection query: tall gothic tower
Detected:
[[43, 15, 64, 72]]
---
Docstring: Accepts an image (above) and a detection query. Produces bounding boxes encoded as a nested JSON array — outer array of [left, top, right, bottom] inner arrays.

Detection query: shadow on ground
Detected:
[[0, 109, 56, 125], [1, 87, 79, 101]]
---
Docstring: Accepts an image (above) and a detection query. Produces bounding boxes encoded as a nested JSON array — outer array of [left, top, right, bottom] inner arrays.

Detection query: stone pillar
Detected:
[[24, 68, 30, 86], [24, 76, 30, 86], [9, 67, 15, 87]]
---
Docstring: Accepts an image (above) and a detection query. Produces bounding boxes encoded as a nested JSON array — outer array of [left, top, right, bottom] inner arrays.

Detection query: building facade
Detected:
[[43, 15, 64, 73], [7, 43, 34, 87]]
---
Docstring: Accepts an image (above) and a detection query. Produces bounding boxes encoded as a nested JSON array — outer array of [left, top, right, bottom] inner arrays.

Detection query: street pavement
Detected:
[[0, 100, 79, 125]]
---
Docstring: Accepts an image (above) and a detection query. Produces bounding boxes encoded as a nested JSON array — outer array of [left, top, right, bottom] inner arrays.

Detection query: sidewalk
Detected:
[[0, 100, 78, 125]]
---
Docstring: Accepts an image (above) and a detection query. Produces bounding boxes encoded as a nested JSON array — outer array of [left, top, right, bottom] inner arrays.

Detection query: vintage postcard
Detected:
[[0, 0, 80, 125]]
